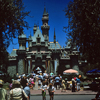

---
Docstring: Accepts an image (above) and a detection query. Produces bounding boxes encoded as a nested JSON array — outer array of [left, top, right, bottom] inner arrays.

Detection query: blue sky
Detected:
[[7, 0, 71, 54]]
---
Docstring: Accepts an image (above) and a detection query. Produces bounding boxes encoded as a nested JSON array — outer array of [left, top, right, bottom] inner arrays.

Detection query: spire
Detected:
[[54, 28, 56, 44], [43, 6, 47, 15], [30, 31, 31, 36]]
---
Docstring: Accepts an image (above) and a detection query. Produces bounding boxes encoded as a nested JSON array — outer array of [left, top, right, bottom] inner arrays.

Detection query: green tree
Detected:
[[64, 0, 100, 66], [0, 0, 30, 69]]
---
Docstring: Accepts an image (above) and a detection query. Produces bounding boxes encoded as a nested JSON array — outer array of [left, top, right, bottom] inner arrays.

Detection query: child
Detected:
[[9, 83, 13, 90], [29, 80, 33, 90], [9, 79, 14, 90], [40, 81, 47, 100], [48, 83, 55, 100]]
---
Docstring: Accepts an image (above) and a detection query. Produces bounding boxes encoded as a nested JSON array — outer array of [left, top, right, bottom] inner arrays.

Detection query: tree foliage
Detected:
[[64, 0, 100, 65], [0, 0, 30, 49], [0, 0, 30, 67]]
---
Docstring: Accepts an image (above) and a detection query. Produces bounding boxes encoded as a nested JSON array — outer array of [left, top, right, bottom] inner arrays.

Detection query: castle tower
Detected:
[[41, 7, 50, 41], [17, 32, 27, 74]]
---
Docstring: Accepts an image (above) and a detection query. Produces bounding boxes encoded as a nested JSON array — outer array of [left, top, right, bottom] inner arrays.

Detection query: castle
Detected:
[[8, 7, 79, 76]]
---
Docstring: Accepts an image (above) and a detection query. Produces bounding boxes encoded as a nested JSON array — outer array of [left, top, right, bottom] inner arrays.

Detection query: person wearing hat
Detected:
[[9, 80, 29, 100], [47, 83, 55, 100], [0, 80, 7, 100]]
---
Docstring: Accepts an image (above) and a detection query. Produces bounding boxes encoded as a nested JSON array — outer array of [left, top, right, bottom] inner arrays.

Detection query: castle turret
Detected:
[[18, 32, 26, 50], [41, 7, 50, 41]]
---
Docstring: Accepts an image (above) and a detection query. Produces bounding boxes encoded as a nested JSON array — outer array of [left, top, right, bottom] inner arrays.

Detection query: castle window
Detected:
[[37, 38, 40, 43]]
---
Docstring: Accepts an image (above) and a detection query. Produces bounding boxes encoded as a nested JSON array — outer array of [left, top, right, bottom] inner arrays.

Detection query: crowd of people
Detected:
[[1, 70, 100, 100], [0, 70, 83, 100]]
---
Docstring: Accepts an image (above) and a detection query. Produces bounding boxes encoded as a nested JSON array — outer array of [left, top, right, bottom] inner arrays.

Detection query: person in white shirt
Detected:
[[40, 81, 48, 100]]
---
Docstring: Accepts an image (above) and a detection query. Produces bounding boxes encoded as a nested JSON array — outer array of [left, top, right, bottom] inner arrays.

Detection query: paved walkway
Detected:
[[7, 81, 97, 96], [30, 89, 97, 95], [30, 81, 97, 95]]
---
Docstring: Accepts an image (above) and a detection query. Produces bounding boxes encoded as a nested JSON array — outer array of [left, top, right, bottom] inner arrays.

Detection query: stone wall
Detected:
[[71, 55, 79, 72], [7, 65, 16, 77], [18, 59, 24, 75]]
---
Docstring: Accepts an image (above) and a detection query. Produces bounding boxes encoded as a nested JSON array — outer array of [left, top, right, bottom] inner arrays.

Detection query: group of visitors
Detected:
[[36, 72, 63, 90], [0, 71, 82, 100], [2, 70, 100, 100], [15, 71, 57, 100], [36, 71, 56, 100], [0, 71, 58, 100]]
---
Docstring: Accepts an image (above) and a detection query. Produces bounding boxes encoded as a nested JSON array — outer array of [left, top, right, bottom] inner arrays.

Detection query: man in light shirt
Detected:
[[0, 80, 7, 100]]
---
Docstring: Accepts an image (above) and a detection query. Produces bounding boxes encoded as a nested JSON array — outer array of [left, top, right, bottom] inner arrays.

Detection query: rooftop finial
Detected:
[[44, 1, 45, 7], [43, 3, 47, 15], [37, 21, 39, 27], [54, 28, 56, 44]]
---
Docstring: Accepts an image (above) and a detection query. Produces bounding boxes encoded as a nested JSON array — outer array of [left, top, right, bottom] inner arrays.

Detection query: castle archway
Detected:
[[33, 65, 45, 74]]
